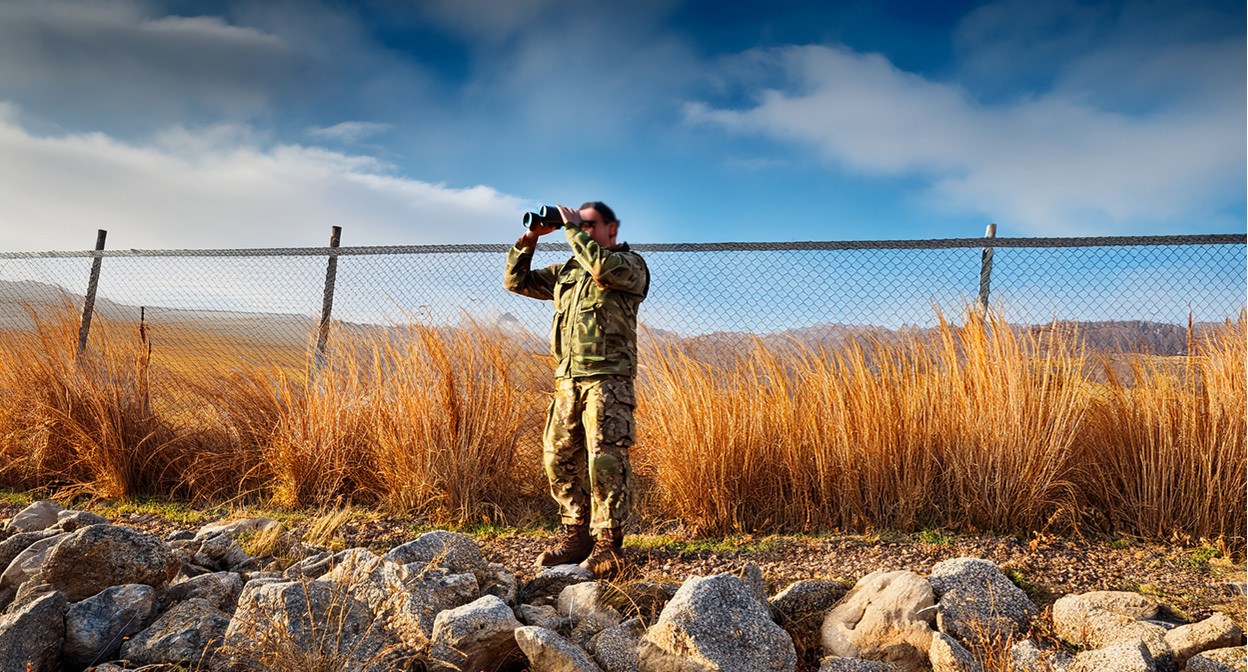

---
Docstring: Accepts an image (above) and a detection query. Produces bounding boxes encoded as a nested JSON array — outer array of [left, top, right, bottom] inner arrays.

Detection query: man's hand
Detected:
[[556, 205, 584, 227], [517, 221, 559, 251]]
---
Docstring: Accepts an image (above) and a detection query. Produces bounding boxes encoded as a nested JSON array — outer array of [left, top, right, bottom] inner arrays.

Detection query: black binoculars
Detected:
[[522, 205, 562, 230]]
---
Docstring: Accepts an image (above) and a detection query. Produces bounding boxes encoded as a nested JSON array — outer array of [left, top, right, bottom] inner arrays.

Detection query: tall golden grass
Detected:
[[0, 305, 1242, 547]]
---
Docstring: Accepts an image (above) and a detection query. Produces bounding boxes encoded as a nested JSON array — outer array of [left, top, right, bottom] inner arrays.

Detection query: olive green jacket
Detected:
[[504, 225, 649, 379]]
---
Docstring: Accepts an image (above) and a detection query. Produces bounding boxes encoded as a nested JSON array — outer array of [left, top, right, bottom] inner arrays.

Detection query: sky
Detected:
[[0, 0, 1244, 252]]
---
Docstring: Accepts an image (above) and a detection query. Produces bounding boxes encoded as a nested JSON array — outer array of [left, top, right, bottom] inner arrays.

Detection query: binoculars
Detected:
[[522, 205, 562, 230]]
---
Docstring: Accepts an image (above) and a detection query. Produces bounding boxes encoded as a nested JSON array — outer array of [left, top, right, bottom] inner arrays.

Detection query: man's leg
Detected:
[[536, 378, 594, 566], [579, 376, 635, 577]]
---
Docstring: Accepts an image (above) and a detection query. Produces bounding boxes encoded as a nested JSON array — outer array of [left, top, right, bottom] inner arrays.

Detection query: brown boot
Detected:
[[534, 522, 593, 567], [579, 527, 626, 579]]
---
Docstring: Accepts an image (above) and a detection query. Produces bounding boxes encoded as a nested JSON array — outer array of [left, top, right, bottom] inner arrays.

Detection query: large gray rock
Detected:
[[6, 501, 63, 533], [1071, 640, 1154, 672], [519, 603, 567, 631], [1053, 592, 1172, 668], [769, 579, 848, 644], [52, 510, 108, 533], [821, 570, 937, 672], [64, 583, 155, 670], [516, 625, 603, 672], [638, 573, 796, 672], [819, 658, 903, 671], [525, 564, 595, 604], [482, 561, 519, 606], [929, 631, 982, 672], [1186, 646, 1247, 672], [586, 617, 645, 672], [43, 524, 178, 600], [322, 549, 400, 609], [378, 567, 480, 650], [927, 558, 1035, 647], [121, 597, 231, 666], [0, 590, 66, 672], [0, 529, 60, 573], [0, 532, 67, 593], [383, 530, 487, 579], [1010, 639, 1073, 671], [428, 595, 523, 672], [1163, 612, 1244, 665], [162, 571, 244, 613]]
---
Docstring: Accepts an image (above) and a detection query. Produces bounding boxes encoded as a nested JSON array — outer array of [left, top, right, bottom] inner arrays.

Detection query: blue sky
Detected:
[[0, 0, 1243, 251]]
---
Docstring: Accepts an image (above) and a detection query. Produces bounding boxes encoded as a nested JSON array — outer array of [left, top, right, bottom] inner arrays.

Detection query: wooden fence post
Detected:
[[313, 226, 342, 370], [76, 229, 107, 358], [978, 223, 997, 312]]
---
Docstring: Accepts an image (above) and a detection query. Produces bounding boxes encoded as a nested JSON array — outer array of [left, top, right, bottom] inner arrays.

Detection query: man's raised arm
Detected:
[[565, 226, 648, 295], [504, 235, 558, 300]]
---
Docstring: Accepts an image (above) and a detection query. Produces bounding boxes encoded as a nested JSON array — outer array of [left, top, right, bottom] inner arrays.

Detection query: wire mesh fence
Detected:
[[1, 232, 1244, 388]]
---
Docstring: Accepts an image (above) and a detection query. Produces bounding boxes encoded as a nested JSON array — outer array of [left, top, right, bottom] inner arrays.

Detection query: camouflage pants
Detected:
[[543, 375, 635, 533]]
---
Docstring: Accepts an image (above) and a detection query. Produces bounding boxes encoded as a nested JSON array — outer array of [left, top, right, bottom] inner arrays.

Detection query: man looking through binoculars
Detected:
[[504, 202, 649, 578]]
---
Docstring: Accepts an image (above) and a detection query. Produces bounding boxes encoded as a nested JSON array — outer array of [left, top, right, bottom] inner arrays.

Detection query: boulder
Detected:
[[194, 517, 280, 540], [515, 625, 604, 672], [769, 579, 848, 644], [482, 561, 518, 606], [378, 568, 480, 648], [819, 658, 904, 671], [585, 617, 645, 672], [284, 551, 336, 580], [42, 524, 178, 600], [1163, 612, 1244, 665], [1186, 646, 1247, 672], [525, 564, 595, 604], [321, 549, 400, 609], [0, 532, 67, 593], [638, 573, 796, 672], [0, 590, 66, 672], [64, 583, 155, 670], [6, 501, 63, 533], [733, 562, 770, 610], [1052, 592, 1171, 668], [929, 631, 982, 672], [383, 530, 487, 580], [121, 597, 231, 666], [52, 510, 108, 533], [0, 529, 60, 573], [162, 571, 244, 613], [519, 603, 568, 630], [559, 581, 624, 646], [821, 570, 937, 672], [927, 558, 1035, 647], [1009, 639, 1074, 671], [428, 595, 523, 672], [616, 581, 678, 622], [1070, 640, 1154, 672]]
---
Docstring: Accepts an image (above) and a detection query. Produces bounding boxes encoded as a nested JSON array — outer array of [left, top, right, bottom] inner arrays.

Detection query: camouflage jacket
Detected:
[[504, 225, 649, 379]]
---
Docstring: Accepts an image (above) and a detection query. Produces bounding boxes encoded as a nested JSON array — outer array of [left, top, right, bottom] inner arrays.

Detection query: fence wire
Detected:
[[1, 234, 1244, 395]]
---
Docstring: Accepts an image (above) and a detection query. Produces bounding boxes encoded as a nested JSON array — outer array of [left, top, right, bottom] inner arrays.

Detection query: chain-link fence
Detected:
[[1, 232, 1244, 380]]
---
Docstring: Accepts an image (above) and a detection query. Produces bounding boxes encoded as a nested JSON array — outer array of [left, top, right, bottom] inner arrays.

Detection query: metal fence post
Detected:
[[76, 229, 107, 358], [313, 226, 342, 370], [978, 223, 997, 311]]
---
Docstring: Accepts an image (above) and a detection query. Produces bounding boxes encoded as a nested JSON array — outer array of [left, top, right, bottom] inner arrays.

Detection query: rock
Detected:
[[321, 549, 400, 609], [43, 524, 178, 601], [821, 570, 937, 672], [194, 517, 280, 541], [52, 510, 108, 533], [525, 564, 594, 604], [1010, 639, 1074, 671], [0, 529, 60, 574], [929, 631, 982, 672], [585, 617, 645, 672], [520, 603, 568, 630], [428, 595, 523, 672], [9, 580, 54, 612], [616, 581, 678, 622], [559, 582, 623, 627], [1054, 592, 1161, 631], [6, 501, 63, 533], [384, 530, 487, 580], [482, 561, 518, 606], [165, 530, 195, 542], [819, 658, 904, 671], [769, 579, 848, 644], [734, 562, 770, 609], [284, 551, 335, 580], [121, 597, 231, 666], [162, 571, 244, 613], [1163, 612, 1244, 665], [515, 625, 604, 671], [64, 583, 156, 670], [1187, 646, 1247, 672], [1071, 640, 1154, 672], [927, 557, 1035, 647], [638, 572, 796, 672], [378, 568, 480, 646], [1052, 592, 1171, 668], [0, 532, 67, 593], [0, 590, 66, 672]]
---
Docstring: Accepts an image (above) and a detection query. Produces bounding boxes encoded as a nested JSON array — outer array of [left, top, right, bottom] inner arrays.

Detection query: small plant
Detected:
[[1188, 542, 1222, 571], [916, 528, 952, 546]]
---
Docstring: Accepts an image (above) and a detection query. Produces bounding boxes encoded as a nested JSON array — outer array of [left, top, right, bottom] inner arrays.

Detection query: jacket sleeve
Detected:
[[564, 226, 649, 296], [503, 245, 558, 300]]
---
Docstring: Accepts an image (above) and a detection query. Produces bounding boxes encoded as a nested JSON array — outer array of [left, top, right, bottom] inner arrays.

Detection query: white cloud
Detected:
[[0, 110, 529, 251], [307, 122, 394, 143], [687, 43, 1244, 234]]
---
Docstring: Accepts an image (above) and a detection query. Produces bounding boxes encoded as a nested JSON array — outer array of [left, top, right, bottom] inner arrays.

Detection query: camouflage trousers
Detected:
[[542, 375, 635, 533]]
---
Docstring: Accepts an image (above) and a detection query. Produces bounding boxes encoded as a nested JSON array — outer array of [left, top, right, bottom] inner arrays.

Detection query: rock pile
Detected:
[[0, 501, 1241, 672]]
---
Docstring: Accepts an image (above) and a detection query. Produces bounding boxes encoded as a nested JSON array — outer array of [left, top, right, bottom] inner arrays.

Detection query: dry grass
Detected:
[[0, 305, 1243, 549]]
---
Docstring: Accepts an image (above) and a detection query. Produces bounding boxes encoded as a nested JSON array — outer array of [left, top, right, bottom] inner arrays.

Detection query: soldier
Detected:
[[503, 202, 649, 578]]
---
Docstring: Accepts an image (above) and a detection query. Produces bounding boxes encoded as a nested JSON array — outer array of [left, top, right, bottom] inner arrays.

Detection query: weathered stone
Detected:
[[929, 631, 982, 672], [64, 583, 155, 670], [821, 570, 936, 672], [383, 530, 487, 580], [585, 617, 644, 672], [378, 568, 480, 648], [195, 517, 280, 541], [559, 581, 623, 629], [1010, 639, 1074, 671], [483, 561, 518, 606], [9, 580, 54, 612], [7, 501, 63, 533], [428, 595, 523, 672], [1053, 593, 1173, 669], [525, 563, 595, 604], [121, 597, 231, 666], [321, 549, 399, 609], [1163, 612, 1244, 665], [927, 557, 1035, 647], [616, 581, 678, 622], [516, 625, 603, 672], [1054, 591, 1161, 632], [818, 658, 904, 672], [43, 524, 178, 601], [52, 510, 108, 533], [638, 573, 796, 672], [283, 550, 337, 580], [770, 579, 848, 644], [0, 529, 59, 575], [520, 603, 568, 630], [165, 530, 195, 543], [0, 591, 66, 672], [1071, 640, 1154, 672], [0, 532, 67, 593], [1186, 646, 1247, 672], [733, 562, 769, 609], [163, 571, 244, 613]]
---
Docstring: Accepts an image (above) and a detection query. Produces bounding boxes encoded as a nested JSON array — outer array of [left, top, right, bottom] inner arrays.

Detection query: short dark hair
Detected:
[[580, 201, 617, 224]]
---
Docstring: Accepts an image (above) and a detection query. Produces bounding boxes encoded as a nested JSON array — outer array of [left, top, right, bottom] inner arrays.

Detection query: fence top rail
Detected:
[[3, 233, 1244, 259]]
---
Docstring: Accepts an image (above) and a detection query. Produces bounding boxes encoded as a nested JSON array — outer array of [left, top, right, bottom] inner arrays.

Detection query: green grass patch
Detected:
[[916, 528, 952, 545]]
